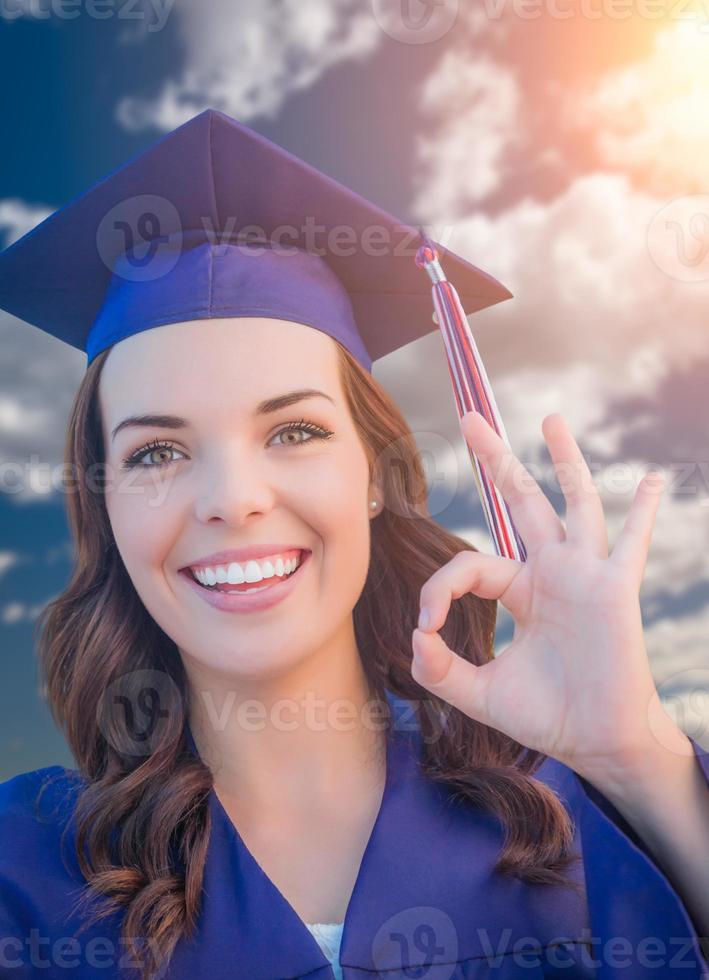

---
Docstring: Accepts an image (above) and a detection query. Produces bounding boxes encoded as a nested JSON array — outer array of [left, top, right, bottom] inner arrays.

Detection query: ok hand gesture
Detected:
[[411, 411, 671, 783]]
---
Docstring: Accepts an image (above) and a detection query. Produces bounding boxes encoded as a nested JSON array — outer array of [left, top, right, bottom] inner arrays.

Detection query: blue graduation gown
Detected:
[[1, 689, 707, 979]]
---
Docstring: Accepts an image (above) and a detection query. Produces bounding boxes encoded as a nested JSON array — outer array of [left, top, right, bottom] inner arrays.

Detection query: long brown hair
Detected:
[[35, 339, 580, 979]]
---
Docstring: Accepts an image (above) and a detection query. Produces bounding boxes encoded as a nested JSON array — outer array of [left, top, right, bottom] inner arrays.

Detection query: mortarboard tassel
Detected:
[[414, 230, 527, 563]]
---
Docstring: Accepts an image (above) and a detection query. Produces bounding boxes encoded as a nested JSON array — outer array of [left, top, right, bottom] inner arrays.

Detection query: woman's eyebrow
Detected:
[[110, 388, 336, 443]]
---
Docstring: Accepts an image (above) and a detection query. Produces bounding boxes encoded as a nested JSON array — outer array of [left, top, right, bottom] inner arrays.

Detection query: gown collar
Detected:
[[179, 688, 589, 978]]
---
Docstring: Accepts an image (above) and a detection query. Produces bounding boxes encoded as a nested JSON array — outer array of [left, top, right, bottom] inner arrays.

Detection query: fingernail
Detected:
[[418, 607, 430, 630]]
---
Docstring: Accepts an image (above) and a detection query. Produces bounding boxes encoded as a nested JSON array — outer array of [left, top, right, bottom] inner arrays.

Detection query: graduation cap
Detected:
[[0, 107, 511, 370], [0, 107, 524, 559]]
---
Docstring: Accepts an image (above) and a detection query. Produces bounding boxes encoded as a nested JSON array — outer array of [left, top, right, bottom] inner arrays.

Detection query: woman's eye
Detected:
[[120, 421, 334, 470], [270, 420, 334, 448], [121, 440, 186, 470]]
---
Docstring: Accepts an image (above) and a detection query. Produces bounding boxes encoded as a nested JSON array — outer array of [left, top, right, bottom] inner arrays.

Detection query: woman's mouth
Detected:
[[177, 550, 311, 613]]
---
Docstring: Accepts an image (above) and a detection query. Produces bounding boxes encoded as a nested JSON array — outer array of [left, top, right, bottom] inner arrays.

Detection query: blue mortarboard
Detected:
[[0, 108, 512, 373]]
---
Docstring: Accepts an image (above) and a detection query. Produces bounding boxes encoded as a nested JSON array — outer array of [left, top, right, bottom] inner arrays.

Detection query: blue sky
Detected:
[[2, 0, 709, 778]]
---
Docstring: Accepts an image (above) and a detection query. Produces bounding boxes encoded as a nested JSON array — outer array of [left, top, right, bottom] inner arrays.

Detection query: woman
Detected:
[[0, 108, 707, 980]]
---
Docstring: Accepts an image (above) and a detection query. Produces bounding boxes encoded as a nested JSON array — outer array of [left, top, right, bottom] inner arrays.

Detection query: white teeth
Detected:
[[191, 553, 301, 587], [245, 559, 270, 582]]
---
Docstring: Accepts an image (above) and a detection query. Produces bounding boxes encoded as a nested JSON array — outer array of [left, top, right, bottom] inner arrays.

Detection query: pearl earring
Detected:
[[370, 500, 377, 510]]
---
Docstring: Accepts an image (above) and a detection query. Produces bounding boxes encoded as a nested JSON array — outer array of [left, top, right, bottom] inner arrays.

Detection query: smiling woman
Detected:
[[0, 108, 707, 980], [24, 321, 558, 980]]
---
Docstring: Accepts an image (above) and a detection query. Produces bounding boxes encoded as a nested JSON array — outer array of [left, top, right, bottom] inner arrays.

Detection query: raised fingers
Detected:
[[460, 411, 564, 554], [610, 470, 665, 591], [541, 413, 608, 559]]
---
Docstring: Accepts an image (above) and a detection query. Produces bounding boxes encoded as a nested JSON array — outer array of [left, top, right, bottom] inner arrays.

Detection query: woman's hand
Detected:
[[411, 410, 674, 784]]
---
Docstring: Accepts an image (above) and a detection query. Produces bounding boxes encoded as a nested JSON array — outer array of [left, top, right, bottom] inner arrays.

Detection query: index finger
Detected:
[[460, 411, 564, 553], [419, 549, 526, 633]]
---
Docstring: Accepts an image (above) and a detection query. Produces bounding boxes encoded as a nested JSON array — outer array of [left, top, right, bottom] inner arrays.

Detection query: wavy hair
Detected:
[[35, 340, 580, 979]]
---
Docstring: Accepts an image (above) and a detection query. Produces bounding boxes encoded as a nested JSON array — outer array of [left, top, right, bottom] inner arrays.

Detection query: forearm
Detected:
[[578, 719, 709, 942]]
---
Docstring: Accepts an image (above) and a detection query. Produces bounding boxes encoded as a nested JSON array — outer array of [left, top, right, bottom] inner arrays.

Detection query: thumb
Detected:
[[411, 627, 492, 726]]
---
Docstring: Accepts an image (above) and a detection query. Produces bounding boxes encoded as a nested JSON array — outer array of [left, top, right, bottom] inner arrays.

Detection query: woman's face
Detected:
[[100, 316, 377, 688]]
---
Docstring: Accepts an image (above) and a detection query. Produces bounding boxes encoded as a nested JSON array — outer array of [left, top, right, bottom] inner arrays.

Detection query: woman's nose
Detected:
[[192, 451, 277, 525]]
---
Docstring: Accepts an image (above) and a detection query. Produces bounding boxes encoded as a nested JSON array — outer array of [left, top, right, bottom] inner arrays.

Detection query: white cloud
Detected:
[[414, 171, 709, 380], [411, 49, 521, 220], [0, 600, 45, 624], [408, 45, 697, 367], [568, 21, 709, 197], [0, 198, 87, 504], [0, 199, 53, 248], [115, 0, 382, 131], [0, 551, 20, 579], [0, 332, 85, 505]]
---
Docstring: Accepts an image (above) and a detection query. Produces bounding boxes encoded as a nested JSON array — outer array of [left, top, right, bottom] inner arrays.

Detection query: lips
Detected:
[[180, 545, 309, 570], [177, 550, 311, 614]]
